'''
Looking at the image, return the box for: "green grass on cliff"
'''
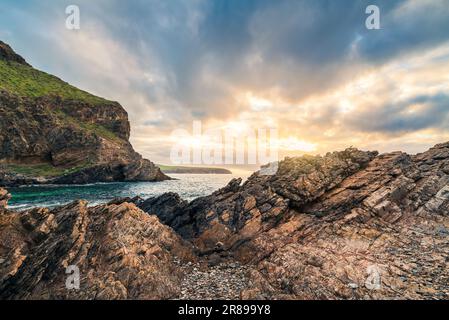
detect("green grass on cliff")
[0,59,122,142]
[0,59,111,105]
[80,122,121,141]
[5,163,88,177]
[53,110,121,142]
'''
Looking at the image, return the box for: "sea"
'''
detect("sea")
[7,173,250,211]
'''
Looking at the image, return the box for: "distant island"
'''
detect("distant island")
[158,165,232,174]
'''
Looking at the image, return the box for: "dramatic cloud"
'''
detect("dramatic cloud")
[1,0,449,165]
[347,93,449,133]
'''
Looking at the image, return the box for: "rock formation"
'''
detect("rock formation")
[0,41,29,66]
[0,189,195,299]
[138,148,379,247]
[0,41,168,186]
[1,140,449,299]
[140,143,449,299]
[0,188,10,214]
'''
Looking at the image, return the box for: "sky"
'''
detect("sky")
[1,0,449,170]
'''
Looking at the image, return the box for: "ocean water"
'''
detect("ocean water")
[7,173,250,211]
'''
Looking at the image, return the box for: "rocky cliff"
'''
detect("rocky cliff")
[0,41,168,186]
[1,142,449,299]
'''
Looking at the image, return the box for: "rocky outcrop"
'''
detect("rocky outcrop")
[0,188,10,213]
[51,159,168,185]
[0,41,169,186]
[140,143,449,299]
[1,142,449,300]
[139,192,189,227]
[235,145,449,299]
[0,199,195,299]
[139,148,378,248]
[0,41,30,66]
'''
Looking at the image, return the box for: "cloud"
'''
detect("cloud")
[346,93,449,133]
[1,0,449,164]
[357,0,449,63]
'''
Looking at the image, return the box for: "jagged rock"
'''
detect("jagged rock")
[236,144,449,299]
[270,148,378,208]
[108,196,144,206]
[0,201,195,299]
[2,142,449,300]
[140,148,378,253]
[139,192,188,227]
[140,143,449,299]
[0,188,10,213]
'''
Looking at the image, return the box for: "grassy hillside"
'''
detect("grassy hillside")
[0,59,122,142]
[0,59,110,104]
[53,109,121,142]
[0,42,167,184]
[4,163,90,177]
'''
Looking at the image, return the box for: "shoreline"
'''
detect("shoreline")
[5,173,249,212]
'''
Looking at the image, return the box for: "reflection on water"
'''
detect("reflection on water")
[8,174,250,211]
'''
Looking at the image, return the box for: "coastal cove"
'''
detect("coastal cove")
[1,2,449,303]
[7,173,249,211]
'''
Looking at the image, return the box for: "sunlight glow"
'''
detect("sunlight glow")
[246,93,274,111]
[275,137,317,152]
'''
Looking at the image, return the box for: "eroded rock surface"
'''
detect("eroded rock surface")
[1,142,449,300]
[0,188,10,213]
[140,148,378,252]
[0,200,194,299]
[141,144,449,300]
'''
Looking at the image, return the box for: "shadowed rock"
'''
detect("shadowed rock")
[140,148,379,252]
[2,142,449,299]
[139,192,189,227]
[140,144,449,299]
[0,188,10,213]
[0,200,195,299]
